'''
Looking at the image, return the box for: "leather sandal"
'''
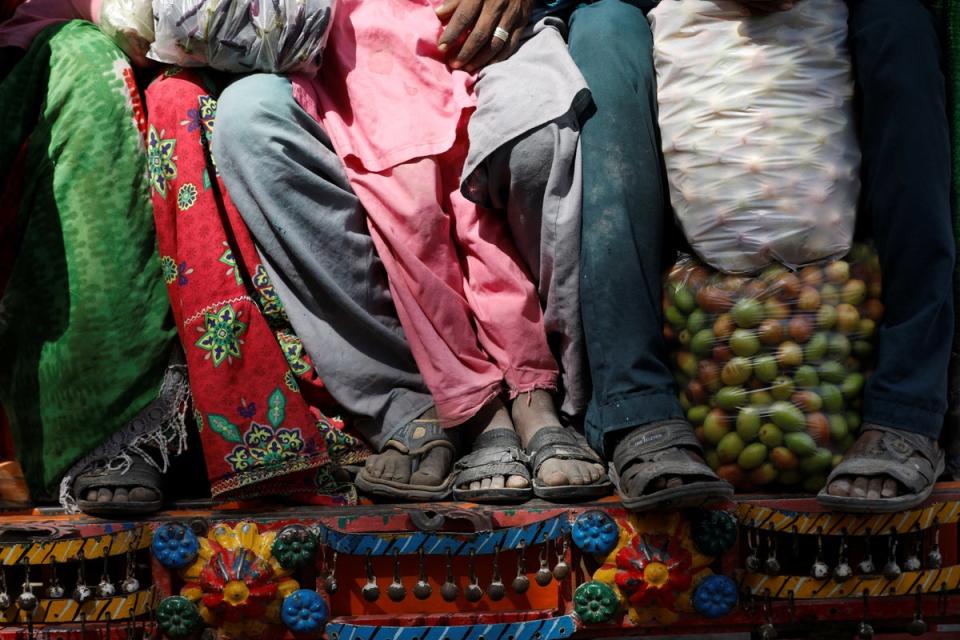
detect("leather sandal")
[525,426,612,501]
[817,425,945,513]
[611,419,734,512]
[74,457,163,517]
[452,428,532,503]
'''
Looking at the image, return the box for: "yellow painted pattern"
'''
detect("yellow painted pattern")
[736,501,960,536]
[741,565,960,599]
[0,588,158,623]
[0,527,150,565]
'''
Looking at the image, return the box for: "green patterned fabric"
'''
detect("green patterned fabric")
[0,22,175,498]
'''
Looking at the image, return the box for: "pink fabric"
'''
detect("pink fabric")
[0,0,100,49]
[296,0,558,426]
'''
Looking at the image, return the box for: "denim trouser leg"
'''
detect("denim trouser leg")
[569,0,684,455]
[848,0,955,439]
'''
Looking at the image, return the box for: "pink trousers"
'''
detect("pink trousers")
[348,129,559,427]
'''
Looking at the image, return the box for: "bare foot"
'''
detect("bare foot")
[511,390,605,487]
[458,398,529,492]
[363,407,454,488]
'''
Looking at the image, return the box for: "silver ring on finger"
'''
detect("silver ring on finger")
[492,27,510,43]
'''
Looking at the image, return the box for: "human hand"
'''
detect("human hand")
[436,0,533,72]
[736,0,797,15]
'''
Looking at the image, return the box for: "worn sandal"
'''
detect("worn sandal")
[525,426,612,501]
[355,418,459,501]
[452,428,532,503]
[817,425,945,513]
[611,420,734,512]
[74,457,163,517]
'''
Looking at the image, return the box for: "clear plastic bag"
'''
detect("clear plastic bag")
[649,0,861,274]
[149,0,335,74]
[663,244,882,492]
[98,0,155,67]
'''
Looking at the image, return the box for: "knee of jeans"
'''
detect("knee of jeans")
[569,0,653,66]
[213,74,290,159]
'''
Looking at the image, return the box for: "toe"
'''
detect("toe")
[129,487,159,502]
[866,477,883,500]
[506,474,529,489]
[851,477,869,498]
[827,478,851,497]
[85,489,99,502]
[665,477,684,489]
[112,488,129,503]
[410,447,453,487]
[365,454,386,479]
[96,488,113,503]
[469,480,481,491]
[564,463,586,487]
[480,477,492,490]
[489,476,505,490]
[538,460,569,487]
[881,478,898,498]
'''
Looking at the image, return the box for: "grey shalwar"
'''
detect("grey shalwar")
[212,18,589,449]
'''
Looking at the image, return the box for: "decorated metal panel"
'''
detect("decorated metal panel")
[0,526,150,565]
[325,615,578,640]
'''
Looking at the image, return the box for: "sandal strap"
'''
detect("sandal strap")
[382,418,459,457]
[454,429,530,486]
[74,458,162,494]
[825,425,944,492]
[612,420,717,495]
[526,426,602,477]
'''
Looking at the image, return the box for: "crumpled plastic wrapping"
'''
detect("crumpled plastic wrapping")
[98,0,155,66]
[148,0,335,74]
[649,0,861,274]
[663,244,882,492]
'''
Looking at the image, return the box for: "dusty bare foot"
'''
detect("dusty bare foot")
[824,428,918,500]
[511,390,605,487]
[363,407,454,488]
[458,398,529,492]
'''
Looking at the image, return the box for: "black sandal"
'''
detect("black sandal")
[611,420,734,511]
[452,429,532,503]
[355,418,458,501]
[525,426,612,501]
[74,457,163,517]
[817,425,945,513]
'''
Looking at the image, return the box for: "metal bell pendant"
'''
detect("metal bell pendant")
[361,554,380,602]
[17,581,37,613]
[121,577,140,594]
[512,544,530,594]
[904,534,923,572]
[745,530,761,572]
[535,545,553,587]
[758,622,777,640]
[552,538,570,581]
[811,536,829,579]
[883,537,901,581]
[72,584,93,604]
[440,552,459,602]
[487,548,506,601]
[387,552,406,602]
[907,593,927,636]
[97,576,116,598]
[464,553,483,603]
[324,575,339,595]
[0,572,11,608]
[927,529,942,569]
[46,579,65,599]
[858,622,875,640]
[858,539,876,575]
[413,550,432,600]
[765,535,780,576]
[834,537,852,582]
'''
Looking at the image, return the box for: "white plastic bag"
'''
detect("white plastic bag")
[98,0,155,67]
[649,0,861,274]
[149,0,335,74]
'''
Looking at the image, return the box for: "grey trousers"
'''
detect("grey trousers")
[212,23,588,447]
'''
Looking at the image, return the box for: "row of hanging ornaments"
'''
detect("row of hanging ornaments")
[744,527,943,580]
[319,538,571,603]
[0,551,141,612]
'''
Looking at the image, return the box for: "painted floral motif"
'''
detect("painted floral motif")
[161,255,178,284]
[148,125,178,198]
[195,303,248,367]
[225,389,306,472]
[177,260,195,286]
[220,243,243,286]
[252,265,287,324]
[181,95,217,134]
[275,332,311,377]
[194,408,204,432]
[178,183,198,211]
[283,371,300,393]
[615,533,692,610]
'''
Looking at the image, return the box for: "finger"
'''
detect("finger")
[439,0,483,54]
[463,5,522,72]
[453,1,506,68]
[436,0,461,19]
[487,27,521,65]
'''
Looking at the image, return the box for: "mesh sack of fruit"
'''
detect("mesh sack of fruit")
[649,0,861,273]
[663,244,882,493]
[149,0,335,74]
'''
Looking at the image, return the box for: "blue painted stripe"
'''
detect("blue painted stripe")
[327,616,577,640]
[318,516,570,556]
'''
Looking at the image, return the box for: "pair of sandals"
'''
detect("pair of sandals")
[356,419,613,503]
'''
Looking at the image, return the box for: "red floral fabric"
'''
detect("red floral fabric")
[145,68,368,503]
